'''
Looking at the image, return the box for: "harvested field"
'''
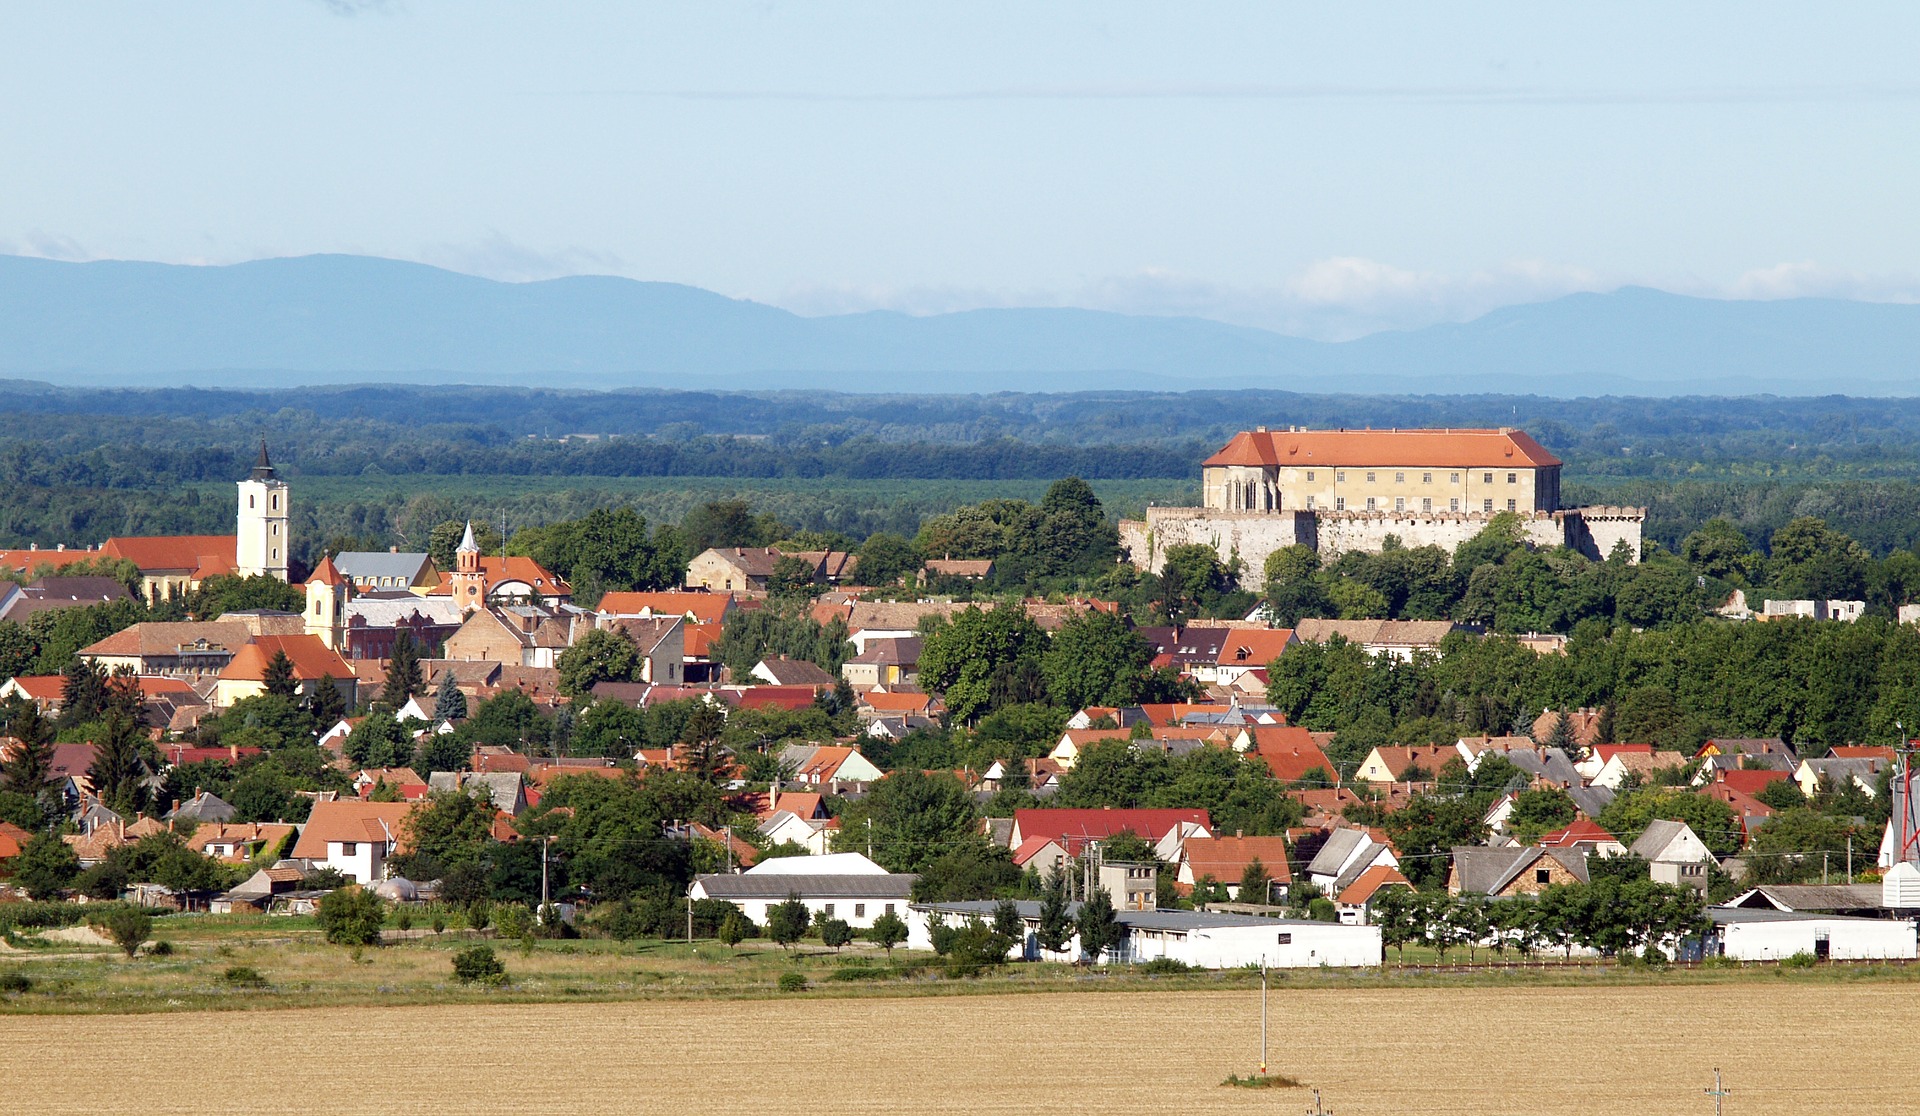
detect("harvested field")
[3,983,1913,1115]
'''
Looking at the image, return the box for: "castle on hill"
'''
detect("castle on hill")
[1119,426,1645,585]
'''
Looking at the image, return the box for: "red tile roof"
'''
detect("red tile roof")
[1240,726,1333,782]
[1538,819,1620,848]
[1716,769,1791,795]
[1203,428,1562,470]
[1012,807,1210,849]
[290,800,421,858]
[218,635,353,682]
[596,591,735,624]
[1337,864,1412,906]
[1215,629,1296,667]
[100,535,237,574]
[1182,834,1293,884]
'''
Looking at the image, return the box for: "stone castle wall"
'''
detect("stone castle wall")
[1120,505,1645,587]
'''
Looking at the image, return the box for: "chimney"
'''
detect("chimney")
[1236,828,1243,839]
[390,545,399,554]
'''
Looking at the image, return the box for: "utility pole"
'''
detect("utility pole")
[1306,1087,1333,1115]
[1258,964,1268,1076]
[1704,1067,1729,1116]
[1847,836,1853,882]
[540,835,552,912]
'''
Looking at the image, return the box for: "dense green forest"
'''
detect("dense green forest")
[12,381,1920,562]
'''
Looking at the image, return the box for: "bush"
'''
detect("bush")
[148,939,173,957]
[432,915,446,935]
[1138,957,1196,975]
[0,970,31,994]
[317,888,387,946]
[777,971,809,993]
[941,918,1014,979]
[97,906,152,958]
[466,899,492,932]
[395,909,414,933]
[452,945,508,986]
[1781,951,1818,969]
[220,965,268,988]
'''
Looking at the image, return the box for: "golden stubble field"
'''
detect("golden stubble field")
[1,983,1911,1115]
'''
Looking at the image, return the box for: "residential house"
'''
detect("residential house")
[165,791,238,826]
[688,852,912,929]
[840,636,922,689]
[1537,819,1627,858]
[289,800,419,884]
[1529,707,1605,750]
[760,810,838,855]
[1291,618,1464,661]
[603,616,688,684]
[1178,834,1293,901]
[1709,907,1916,961]
[1335,864,1414,925]
[778,744,885,787]
[685,547,785,593]
[187,822,296,864]
[1354,744,1455,785]
[856,689,937,724]
[1303,828,1400,894]
[751,656,835,687]
[909,898,1382,968]
[922,558,993,582]
[1232,725,1335,783]
[427,771,527,815]
[1795,756,1887,799]
[1588,749,1691,791]
[844,600,984,654]
[1759,598,1866,622]
[0,575,131,625]
[1205,628,1298,686]
[595,590,738,625]
[1011,835,1072,878]
[1009,807,1212,865]
[1448,845,1591,897]
[442,604,590,668]
[1628,819,1714,892]
[213,634,356,708]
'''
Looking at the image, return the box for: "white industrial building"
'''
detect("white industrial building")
[910,900,1382,969]
[1708,908,1917,962]
[688,852,915,930]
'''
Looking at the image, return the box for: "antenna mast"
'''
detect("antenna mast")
[1703,1067,1729,1116]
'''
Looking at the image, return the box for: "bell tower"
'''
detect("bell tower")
[450,521,486,612]
[305,553,350,649]
[236,440,290,581]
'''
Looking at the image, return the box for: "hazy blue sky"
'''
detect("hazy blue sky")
[3,3,1917,337]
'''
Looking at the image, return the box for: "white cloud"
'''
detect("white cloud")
[0,231,92,261]
[414,232,627,284]
[1716,261,1920,303]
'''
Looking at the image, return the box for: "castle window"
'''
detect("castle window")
[271,548,278,560]
[271,524,278,535]
[1422,472,1432,484]
[1335,497,1346,511]
[1450,498,1460,511]
[1394,498,1404,511]
[1336,471,1345,483]
[1483,472,1493,484]
[1366,472,1376,483]
[1422,498,1432,512]
[1365,497,1376,510]
[1507,499,1517,511]
[271,495,278,510]
[1395,472,1404,483]
[1507,472,1517,484]
[1306,471,1315,482]
[1305,497,1315,510]
[1450,472,1460,483]
[1483,499,1494,513]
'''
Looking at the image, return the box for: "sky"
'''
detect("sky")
[2,2,1917,339]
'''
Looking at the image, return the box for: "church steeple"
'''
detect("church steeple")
[237,441,289,581]
[450,521,486,611]
[250,439,277,481]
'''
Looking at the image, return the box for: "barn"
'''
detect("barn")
[1708,908,1917,962]
[910,900,1381,969]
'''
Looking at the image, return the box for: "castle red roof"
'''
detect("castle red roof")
[1204,428,1562,470]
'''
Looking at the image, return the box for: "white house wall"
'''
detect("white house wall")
[1720,919,1916,962]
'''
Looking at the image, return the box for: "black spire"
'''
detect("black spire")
[250,439,276,480]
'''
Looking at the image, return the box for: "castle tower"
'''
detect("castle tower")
[236,440,290,580]
[450,521,486,612]
[305,553,350,650]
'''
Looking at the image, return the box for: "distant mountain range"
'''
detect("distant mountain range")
[1,253,1916,396]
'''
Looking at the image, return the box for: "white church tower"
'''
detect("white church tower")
[236,440,290,581]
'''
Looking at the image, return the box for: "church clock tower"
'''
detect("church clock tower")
[236,440,290,581]
[450,521,486,612]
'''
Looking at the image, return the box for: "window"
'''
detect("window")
[271,495,278,509]
[248,495,255,509]
[1483,499,1494,512]
[884,903,896,916]
[271,523,278,535]
[1450,472,1460,483]
[1305,496,1315,510]
[1422,498,1432,512]
[342,842,357,855]
[1366,471,1376,483]
[1365,497,1376,510]
[1306,471,1315,482]
[855,903,866,918]
[1276,932,1292,945]
[1394,497,1405,511]
[822,904,835,918]
[1535,868,1551,884]
[1422,472,1432,484]
[1484,472,1493,484]
[1336,470,1345,482]
[1450,498,1460,511]
[1507,499,1517,512]
[1335,497,1346,511]
[1507,472,1517,484]
[1394,471,1404,483]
